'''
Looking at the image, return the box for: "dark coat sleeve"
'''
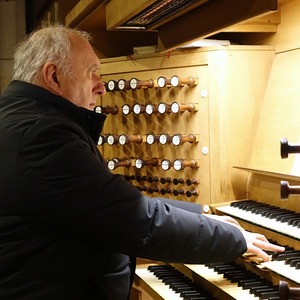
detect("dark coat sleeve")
[157,197,202,214]
[18,119,247,264]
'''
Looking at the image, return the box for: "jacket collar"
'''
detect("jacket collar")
[3,80,107,142]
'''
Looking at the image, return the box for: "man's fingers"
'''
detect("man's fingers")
[243,231,285,262]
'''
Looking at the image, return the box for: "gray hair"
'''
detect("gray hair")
[12,24,91,83]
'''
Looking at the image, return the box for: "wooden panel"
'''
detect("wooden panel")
[65,0,105,28]
[273,0,300,53]
[157,0,278,52]
[98,46,274,207]
[248,48,300,176]
[106,0,209,31]
[246,172,300,211]
[205,46,274,203]
[227,0,300,54]
[100,60,211,206]
[90,30,158,58]
[106,0,156,30]
[224,9,281,33]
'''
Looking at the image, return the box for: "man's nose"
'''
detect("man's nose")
[98,80,106,95]
[94,75,106,95]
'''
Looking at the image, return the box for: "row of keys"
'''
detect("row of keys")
[205,262,280,299]
[261,239,300,285]
[124,175,199,186]
[135,265,216,300]
[217,200,300,240]
[135,186,199,197]
[147,265,215,299]
[107,158,199,171]
[98,133,199,146]
[105,75,198,91]
[95,102,198,115]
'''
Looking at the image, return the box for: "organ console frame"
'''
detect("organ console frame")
[97,45,300,300]
[99,45,274,205]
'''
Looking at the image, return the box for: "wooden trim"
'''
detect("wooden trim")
[106,0,156,30]
[65,0,105,27]
[157,0,278,52]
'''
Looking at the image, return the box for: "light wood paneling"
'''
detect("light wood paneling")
[99,46,274,206]
[247,48,300,176]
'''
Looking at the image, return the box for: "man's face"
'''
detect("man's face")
[59,35,106,110]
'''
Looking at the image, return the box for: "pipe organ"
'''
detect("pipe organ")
[98,46,300,299]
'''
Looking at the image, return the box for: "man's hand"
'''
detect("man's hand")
[241,231,285,262]
[205,214,285,262]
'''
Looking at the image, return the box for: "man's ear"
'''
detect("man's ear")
[41,62,63,96]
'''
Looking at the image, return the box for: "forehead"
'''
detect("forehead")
[70,34,100,68]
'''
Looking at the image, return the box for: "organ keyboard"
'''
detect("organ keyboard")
[133,197,300,299]
[212,200,300,286]
[214,200,300,240]
[135,260,285,300]
[135,264,217,300]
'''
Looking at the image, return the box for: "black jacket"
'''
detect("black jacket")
[0,80,247,299]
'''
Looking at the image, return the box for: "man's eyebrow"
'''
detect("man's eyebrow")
[88,63,101,71]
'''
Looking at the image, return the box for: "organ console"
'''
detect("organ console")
[98,47,300,300]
